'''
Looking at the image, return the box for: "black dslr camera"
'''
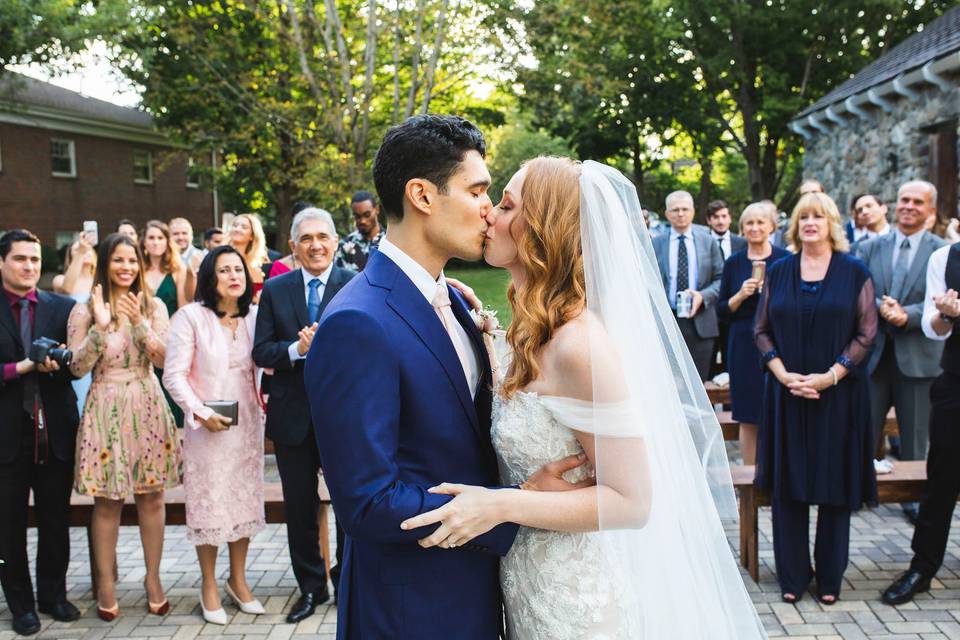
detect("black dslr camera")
[29,337,73,368]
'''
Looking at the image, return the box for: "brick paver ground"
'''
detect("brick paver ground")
[2,455,958,639]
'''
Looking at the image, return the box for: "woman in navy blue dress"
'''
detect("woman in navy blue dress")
[754,192,878,604]
[717,202,789,465]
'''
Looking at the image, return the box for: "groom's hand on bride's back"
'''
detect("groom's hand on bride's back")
[521,453,595,492]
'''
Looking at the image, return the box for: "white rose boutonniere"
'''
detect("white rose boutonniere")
[470,307,501,336]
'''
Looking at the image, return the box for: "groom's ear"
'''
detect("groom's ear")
[404,178,437,218]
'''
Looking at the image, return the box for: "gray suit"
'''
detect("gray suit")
[854,231,946,462]
[652,224,724,380]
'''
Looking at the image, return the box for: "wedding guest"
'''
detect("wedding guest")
[163,246,265,625]
[253,208,354,620]
[717,202,788,464]
[169,217,202,270]
[800,179,824,196]
[706,199,747,377]
[0,230,81,636]
[651,190,724,380]
[268,203,312,279]
[754,192,878,604]
[67,233,182,621]
[116,219,139,244]
[52,237,97,415]
[850,193,891,245]
[854,181,945,524]
[202,227,224,255]
[882,242,960,605]
[336,191,384,273]
[228,214,268,301]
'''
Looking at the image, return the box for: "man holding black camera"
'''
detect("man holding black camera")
[0,230,80,636]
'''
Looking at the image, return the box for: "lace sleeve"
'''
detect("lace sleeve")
[838,277,878,368]
[752,279,777,362]
[67,303,102,377]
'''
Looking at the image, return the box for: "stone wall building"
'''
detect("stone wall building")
[790,7,959,226]
[0,72,219,251]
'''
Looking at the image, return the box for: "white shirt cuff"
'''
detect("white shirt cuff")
[288,340,305,364]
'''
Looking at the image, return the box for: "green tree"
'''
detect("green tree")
[0,0,100,66]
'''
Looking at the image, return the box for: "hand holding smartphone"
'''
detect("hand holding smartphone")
[82,220,99,246]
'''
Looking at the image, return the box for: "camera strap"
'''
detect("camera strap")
[32,397,49,466]
[17,298,48,465]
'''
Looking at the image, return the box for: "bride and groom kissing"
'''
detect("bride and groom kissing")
[305,114,766,639]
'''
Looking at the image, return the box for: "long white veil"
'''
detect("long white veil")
[577,160,765,637]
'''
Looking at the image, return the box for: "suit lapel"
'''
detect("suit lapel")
[654,236,669,289]
[384,269,482,438]
[0,296,19,345]
[319,267,343,310]
[449,289,491,392]
[902,233,935,297]
[288,269,309,328]
[33,291,54,341]
[875,235,894,294]
[694,230,710,289]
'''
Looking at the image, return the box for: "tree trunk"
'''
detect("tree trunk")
[696,154,713,220]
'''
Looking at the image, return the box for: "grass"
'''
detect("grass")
[446,267,513,326]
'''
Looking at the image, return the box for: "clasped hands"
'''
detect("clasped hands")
[934,288,960,319]
[879,295,908,327]
[399,452,594,550]
[778,369,836,400]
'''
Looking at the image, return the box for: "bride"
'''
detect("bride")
[400,157,766,639]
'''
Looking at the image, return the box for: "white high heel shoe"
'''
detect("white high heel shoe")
[200,589,228,625]
[224,580,266,615]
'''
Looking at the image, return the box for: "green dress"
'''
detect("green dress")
[153,273,184,428]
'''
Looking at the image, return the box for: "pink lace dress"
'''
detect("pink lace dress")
[68,302,183,499]
[180,321,265,546]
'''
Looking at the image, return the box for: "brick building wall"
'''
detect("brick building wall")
[0,122,215,248]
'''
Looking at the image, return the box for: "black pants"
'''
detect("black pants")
[910,372,960,576]
[676,317,715,382]
[0,414,74,617]
[274,434,343,595]
[772,498,851,596]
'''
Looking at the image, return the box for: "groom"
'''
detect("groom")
[305,115,578,639]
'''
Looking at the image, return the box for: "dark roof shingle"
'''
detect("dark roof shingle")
[795,6,960,119]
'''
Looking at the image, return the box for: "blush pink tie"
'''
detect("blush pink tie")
[432,282,476,394]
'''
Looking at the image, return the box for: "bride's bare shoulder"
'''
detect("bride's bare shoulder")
[541,312,621,399]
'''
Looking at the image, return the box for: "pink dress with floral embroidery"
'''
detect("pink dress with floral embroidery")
[67,302,183,499]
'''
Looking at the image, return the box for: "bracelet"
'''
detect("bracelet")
[829,367,838,386]
[939,312,959,325]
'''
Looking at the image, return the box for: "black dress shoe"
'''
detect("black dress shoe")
[38,600,81,622]
[882,569,932,605]
[12,612,41,636]
[903,505,920,526]
[286,588,330,624]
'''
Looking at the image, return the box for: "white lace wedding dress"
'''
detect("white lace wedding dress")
[492,390,640,640]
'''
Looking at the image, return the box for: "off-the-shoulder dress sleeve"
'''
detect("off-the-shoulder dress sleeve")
[538,397,646,438]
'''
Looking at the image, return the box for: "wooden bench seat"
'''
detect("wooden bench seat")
[717,408,898,443]
[732,461,927,582]
[27,477,332,591]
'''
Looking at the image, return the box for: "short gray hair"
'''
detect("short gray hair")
[665,190,694,210]
[738,201,779,233]
[899,180,938,208]
[290,207,337,242]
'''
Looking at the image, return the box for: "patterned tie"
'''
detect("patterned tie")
[307,278,322,324]
[677,235,689,294]
[19,299,37,416]
[889,237,911,300]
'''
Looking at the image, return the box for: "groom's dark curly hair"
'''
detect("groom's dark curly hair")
[373,114,486,221]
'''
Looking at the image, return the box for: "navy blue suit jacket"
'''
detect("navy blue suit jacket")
[305,250,518,640]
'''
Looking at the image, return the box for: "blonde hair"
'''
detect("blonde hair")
[738,201,778,235]
[233,213,269,272]
[785,193,850,253]
[501,156,585,399]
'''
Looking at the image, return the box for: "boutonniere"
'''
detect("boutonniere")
[470,307,501,335]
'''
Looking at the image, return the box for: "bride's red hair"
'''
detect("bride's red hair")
[501,156,585,399]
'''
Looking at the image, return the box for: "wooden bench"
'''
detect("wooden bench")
[27,477,332,592]
[732,461,927,582]
[704,382,729,405]
[717,408,899,444]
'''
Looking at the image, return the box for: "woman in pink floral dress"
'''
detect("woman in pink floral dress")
[67,233,182,621]
[163,245,265,624]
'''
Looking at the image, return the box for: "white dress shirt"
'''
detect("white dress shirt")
[288,264,334,363]
[377,237,480,396]
[890,228,925,274]
[853,224,891,243]
[668,227,699,308]
[711,230,732,260]
[922,245,953,341]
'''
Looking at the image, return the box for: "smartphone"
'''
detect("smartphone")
[82,220,99,246]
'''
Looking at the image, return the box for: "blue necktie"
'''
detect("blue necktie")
[307,278,322,324]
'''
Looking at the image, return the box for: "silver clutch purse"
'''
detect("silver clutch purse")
[203,400,238,426]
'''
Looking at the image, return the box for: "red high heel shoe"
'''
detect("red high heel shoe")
[96,603,120,622]
[147,599,170,616]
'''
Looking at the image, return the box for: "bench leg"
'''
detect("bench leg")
[318,505,332,582]
[739,490,759,582]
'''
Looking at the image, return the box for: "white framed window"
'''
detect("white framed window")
[51,139,76,177]
[134,150,153,184]
[186,156,200,188]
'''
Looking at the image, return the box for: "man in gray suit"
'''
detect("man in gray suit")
[652,190,724,380]
[854,180,946,523]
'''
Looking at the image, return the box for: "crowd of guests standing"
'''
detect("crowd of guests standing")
[650,179,960,606]
[0,193,383,635]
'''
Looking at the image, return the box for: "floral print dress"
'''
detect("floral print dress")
[67,302,183,499]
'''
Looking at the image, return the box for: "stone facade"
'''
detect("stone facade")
[801,70,959,217]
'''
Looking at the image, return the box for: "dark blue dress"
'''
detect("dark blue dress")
[717,245,789,424]
[753,252,879,509]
